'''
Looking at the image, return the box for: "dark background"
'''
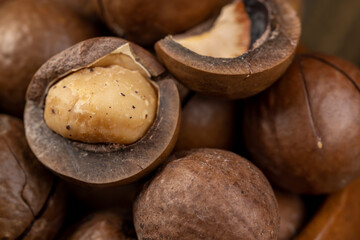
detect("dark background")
[301,0,360,66]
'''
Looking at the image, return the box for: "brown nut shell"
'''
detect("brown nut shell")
[155,0,301,99]
[96,0,228,46]
[295,176,360,240]
[275,190,305,240]
[63,211,136,240]
[21,182,67,240]
[0,114,65,239]
[175,93,236,151]
[134,148,279,240]
[243,53,360,194]
[0,0,100,117]
[24,37,181,186]
[49,0,98,21]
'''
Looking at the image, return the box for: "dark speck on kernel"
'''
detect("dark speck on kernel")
[63,86,66,88]
[51,109,55,114]
[132,105,135,109]
[121,93,125,96]
[66,125,71,130]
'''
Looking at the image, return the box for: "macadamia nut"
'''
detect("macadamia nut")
[44,65,157,144]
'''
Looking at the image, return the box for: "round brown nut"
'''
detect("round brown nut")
[96,0,228,46]
[0,114,66,239]
[24,37,181,187]
[49,0,99,21]
[275,190,305,240]
[0,0,100,118]
[61,211,136,240]
[243,53,360,194]
[134,148,280,240]
[175,93,236,151]
[155,0,301,99]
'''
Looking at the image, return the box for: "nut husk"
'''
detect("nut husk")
[24,37,181,187]
[243,53,360,194]
[295,177,360,240]
[155,0,301,99]
[0,114,66,239]
[96,0,229,46]
[134,148,279,240]
[0,0,100,117]
[175,93,236,151]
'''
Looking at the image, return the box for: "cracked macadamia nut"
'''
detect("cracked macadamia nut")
[243,53,360,194]
[44,65,157,144]
[155,0,301,99]
[25,37,180,186]
[134,149,280,240]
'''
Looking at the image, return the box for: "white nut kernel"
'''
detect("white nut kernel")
[44,65,157,144]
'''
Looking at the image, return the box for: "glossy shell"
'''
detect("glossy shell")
[243,53,360,194]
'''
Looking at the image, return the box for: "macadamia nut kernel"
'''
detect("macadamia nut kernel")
[175,1,250,58]
[44,65,157,144]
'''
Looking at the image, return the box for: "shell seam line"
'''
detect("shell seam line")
[297,56,323,150]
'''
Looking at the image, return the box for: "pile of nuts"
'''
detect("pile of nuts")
[0,0,359,239]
